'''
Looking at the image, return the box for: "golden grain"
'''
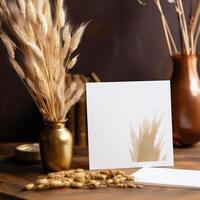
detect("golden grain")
[25,169,141,191]
[37,13,48,36]
[0,34,15,58]
[70,23,88,53]
[67,55,79,69]
[26,0,37,23]
[17,0,26,18]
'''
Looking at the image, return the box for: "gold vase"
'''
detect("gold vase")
[39,121,73,172]
[171,54,200,147]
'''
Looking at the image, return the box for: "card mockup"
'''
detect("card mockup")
[86,81,174,170]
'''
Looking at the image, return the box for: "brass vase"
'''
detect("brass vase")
[39,121,73,172]
[171,54,200,147]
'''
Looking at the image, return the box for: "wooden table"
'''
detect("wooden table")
[1,143,200,200]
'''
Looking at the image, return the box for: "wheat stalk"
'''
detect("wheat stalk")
[67,55,79,69]
[154,0,177,55]
[17,0,26,18]
[139,0,200,55]
[129,115,167,162]
[70,22,88,53]
[0,0,88,122]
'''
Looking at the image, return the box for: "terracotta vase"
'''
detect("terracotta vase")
[39,121,73,172]
[171,54,200,147]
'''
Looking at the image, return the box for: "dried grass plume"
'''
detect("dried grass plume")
[0,0,88,122]
[129,115,167,162]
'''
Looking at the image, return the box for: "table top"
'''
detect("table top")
[1,143,200,200]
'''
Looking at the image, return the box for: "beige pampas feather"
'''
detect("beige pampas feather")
[26,0,37,23]
[28,58,49,96]
[65,82,78,102]
[0,0,9,16]
[0,0,88,122]
[0,33,15,58]
[37,13,48,36]
[9,58,25,79]
[55,0,64,27]
[12,24,29,44]
[64,86,85,115]
[26,24,36,42]
[61,24,71,61]
[67,55,79,69]
[26,78,38,95]
[55,74,65,103]
[63,23,71,41]
[17,0,26,18]
[26,42,44,60]
[70,23,88,53]
[44,0,52,27]
[35,0,45,13]
[58,9,65,29]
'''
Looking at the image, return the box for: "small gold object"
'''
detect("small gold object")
[15,143,41,164]
[39,121,73,172]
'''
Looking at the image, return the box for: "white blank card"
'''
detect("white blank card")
[86,81,173,170]
[133,168,200,189]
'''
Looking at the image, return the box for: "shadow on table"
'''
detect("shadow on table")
[0,192,27,200]
[0,156,43,175]
[0,154,89,176]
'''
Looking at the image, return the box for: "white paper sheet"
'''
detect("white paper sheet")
[86,81,174,170]
[133,167,200,189]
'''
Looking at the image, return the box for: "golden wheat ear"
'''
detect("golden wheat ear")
[69,21,90,53]
[0,0,88,122]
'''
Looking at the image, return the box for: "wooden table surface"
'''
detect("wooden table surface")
[1,143,200,200]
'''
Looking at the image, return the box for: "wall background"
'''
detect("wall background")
[0,0,195,142]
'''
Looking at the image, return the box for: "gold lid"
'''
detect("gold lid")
[15,143,41,164]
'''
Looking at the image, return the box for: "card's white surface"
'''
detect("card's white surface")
[133,168,200,189]
[86,81,174,170]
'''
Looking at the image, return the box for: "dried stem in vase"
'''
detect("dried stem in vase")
[139,0,200,55]
[0,0,89,122]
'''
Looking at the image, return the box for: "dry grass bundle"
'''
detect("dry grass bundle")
[129,115,167,162]
[0,0,88,122]
[139,0,200,55]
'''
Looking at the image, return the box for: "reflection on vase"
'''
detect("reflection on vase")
[171,54,200,147]
[39,121,73,172]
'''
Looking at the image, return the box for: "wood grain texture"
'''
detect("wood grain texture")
[1,143,200,200]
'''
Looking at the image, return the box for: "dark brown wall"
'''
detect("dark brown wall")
[0,0,195,142]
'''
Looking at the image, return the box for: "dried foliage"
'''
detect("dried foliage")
[139,0,200,55]
[129,116,167,162]
[0,0,88,122]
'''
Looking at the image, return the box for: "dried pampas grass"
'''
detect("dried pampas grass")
[139,0,200,55]
[0,0,88,122]
[129,115,167,162]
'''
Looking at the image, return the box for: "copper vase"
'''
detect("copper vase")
[171,54,200,147]
[39,121,73,172]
